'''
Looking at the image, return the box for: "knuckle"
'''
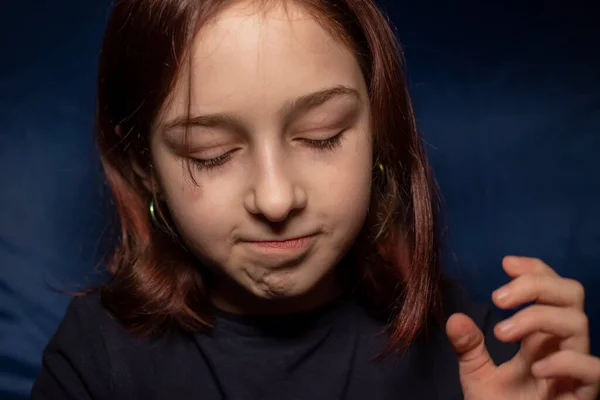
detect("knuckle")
[530,257,551,274]
[526,274,546,299]
[578,313,589,333]
[531,257,545,267]
[569,279,586,303]
[533,273,545,290]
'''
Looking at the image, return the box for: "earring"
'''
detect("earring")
[376,163,387,186]
[147,198,183,243]
[149,198,159,226]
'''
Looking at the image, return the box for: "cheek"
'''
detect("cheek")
[151,153,237,255]
[164,193,241,270]
[319,139,373,236]
[329,168,371,222]
[164,189,227,251]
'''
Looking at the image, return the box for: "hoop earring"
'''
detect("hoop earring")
[149,198,159,226]
[148,198,182,244]
[376,163,386,186]
[378,163,385,176]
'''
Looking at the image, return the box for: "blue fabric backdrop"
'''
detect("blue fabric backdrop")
[1,1,598,398]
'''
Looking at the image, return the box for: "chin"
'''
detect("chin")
[251,269,309,299]
[248,265,339,311]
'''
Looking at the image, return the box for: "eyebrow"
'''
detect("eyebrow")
[162,85,361,132]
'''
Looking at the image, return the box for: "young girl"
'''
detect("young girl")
[31,0,600,398]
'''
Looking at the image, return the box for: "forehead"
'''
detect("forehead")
[162,1,366,121]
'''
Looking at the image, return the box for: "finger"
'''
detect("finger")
[492,273,585,310]
[552,393,581,400]
[494,305,589,352]
[502,256,559,279]
[446,313,496,380]
[531,350,600,385]
[519,332,562,366]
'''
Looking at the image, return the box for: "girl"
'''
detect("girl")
[31,0,600,398]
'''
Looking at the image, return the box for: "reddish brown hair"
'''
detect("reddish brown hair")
[96,0,444,354]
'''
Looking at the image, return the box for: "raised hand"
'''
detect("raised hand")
[446,256,600,400]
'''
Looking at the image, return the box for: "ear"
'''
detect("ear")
[115,124,155,194]
[132,160,155,194]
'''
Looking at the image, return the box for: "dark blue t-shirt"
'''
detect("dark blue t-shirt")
[30,283,518,399]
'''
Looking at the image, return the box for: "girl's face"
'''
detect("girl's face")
[150,1,373,313]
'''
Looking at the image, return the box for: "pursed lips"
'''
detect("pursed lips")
[242,234,317,250]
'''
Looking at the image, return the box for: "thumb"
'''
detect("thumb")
[446,313,497,381]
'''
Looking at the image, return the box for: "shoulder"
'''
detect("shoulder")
[51,291,123,354]
[47,292,113,358]
[33,291,196,398]
[31,292,116,398]
[62,291,116,330]
[33,291,210,398]
[52,291,190,369]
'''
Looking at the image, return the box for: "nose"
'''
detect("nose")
[244,156,307,222]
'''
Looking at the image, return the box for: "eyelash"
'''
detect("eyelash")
[190,151,235,171]
[190,130,346,171]
[299,130,346,151]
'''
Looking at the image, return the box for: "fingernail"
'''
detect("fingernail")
[503,255,520,266]
[493,287,510,301]
[497,319,514,333]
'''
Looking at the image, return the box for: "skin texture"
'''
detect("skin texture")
[149,2,373,315]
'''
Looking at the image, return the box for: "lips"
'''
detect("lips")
[243,234,317,251]
[250,236,313,249]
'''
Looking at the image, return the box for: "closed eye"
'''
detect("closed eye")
[190,148,240,171]
[189,130,346,171]
[298,130,346,151]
